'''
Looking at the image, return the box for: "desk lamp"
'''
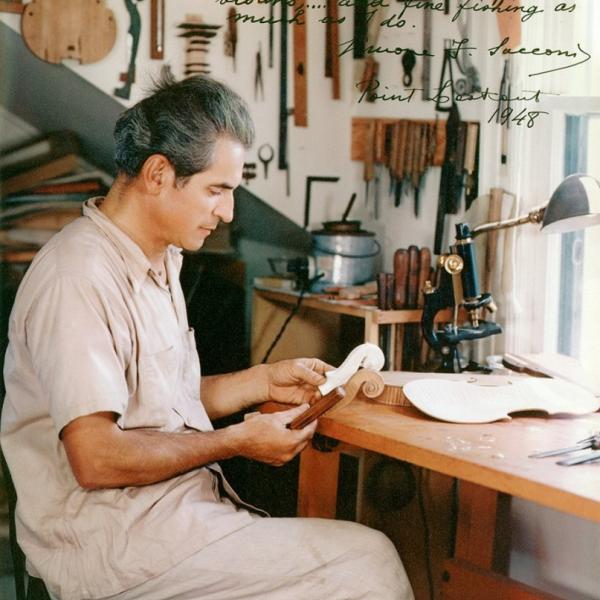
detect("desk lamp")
[421,174,600,373]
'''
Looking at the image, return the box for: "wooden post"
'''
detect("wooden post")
[297,444,340,518]
[453,481,511,573]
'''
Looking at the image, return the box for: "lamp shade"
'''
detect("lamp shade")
[542,174,600,234]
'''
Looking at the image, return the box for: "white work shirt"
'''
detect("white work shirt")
[1,198,255,600]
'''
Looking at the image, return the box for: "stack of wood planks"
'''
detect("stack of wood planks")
[0,130,111,262]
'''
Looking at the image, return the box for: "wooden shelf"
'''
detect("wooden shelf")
[254,287,455,323]
[251,287,461,368]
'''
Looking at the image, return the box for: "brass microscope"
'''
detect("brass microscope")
[421,208,546,373]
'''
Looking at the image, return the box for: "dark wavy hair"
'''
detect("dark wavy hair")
[113,71,255,184]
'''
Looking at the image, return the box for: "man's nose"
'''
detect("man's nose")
[214,192,234,224]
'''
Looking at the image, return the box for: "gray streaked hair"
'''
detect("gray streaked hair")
[113,71,255,184]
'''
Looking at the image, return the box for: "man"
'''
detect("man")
[1,73,413,600]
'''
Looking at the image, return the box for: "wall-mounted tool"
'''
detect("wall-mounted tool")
[400,121,415,205]
[178,16,221,78]
[303,176,340,229]
[224,7,238,70]
[21,0,116,65]
[411,123,430,217]
[363,119,375,206]
[401,49,417,87]
[150,0,164,59]
[496,3,522,49]
[353,0,368,59]
[497,58,511,166]
[454,10,481,95]
[392,121,405,205]
[372,120,386,219]
[184,63,210,77]
[242,163,257,186]
[278,2,291,195]
[435,41,457,113]
[355,3,388,104]
[421,8,432,100]
[255,43,264,101]
[358,57,379,104]
[352,117,447,214]
[268,2,274,68]
[258,143,274,179]
[463,122,479,208]
[324,0,341,99]
[178,23,221,37]
[293,0,308,126]
[114,0,142,100]
[434,103,462,254]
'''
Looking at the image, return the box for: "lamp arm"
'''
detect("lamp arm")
[471,207,546,238]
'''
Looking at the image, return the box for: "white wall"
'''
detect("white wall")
[2,1,494,269]
[3,2,600,599]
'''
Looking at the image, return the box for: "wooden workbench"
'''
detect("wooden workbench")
[298,375,600,599]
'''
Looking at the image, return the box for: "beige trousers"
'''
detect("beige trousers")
[98,517,414,600]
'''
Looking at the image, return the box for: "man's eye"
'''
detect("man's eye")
[209,188,222,196]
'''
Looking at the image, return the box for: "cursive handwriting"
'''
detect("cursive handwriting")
[233,7,304,24]
[357,78,556,105]
[356,79,419,104]
[489,37,592,77]
[452,0,543,23]
[339,38,433,59]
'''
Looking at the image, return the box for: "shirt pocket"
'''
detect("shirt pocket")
[124,345,179,429]
[174,329,213,432]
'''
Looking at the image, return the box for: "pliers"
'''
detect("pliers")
[529,433,600,466]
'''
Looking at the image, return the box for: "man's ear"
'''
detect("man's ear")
[140,154,175,193]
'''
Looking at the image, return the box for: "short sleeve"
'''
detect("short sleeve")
[26,276,129,435]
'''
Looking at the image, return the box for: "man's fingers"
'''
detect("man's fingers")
[305,358,335,375]
[293,361,332,386]
[280,403,310,423]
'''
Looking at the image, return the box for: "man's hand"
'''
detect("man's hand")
[200,357,333,420]
[232,404,317,466]
[264,358,333,406]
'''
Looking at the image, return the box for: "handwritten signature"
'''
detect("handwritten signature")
[345,38,591,79]
[356,78,556,105]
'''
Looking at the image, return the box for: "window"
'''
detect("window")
[557,114,600,372]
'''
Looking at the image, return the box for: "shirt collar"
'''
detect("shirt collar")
[83,198,183,294]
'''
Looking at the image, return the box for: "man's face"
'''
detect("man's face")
[157,136,245,251]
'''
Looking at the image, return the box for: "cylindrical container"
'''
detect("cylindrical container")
[311,221,380,291]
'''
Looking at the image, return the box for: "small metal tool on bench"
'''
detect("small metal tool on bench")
[529,433,600,466]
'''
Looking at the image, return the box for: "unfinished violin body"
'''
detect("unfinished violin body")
[21,0,116,64]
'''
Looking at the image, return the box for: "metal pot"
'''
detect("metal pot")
[311,221,380,290]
